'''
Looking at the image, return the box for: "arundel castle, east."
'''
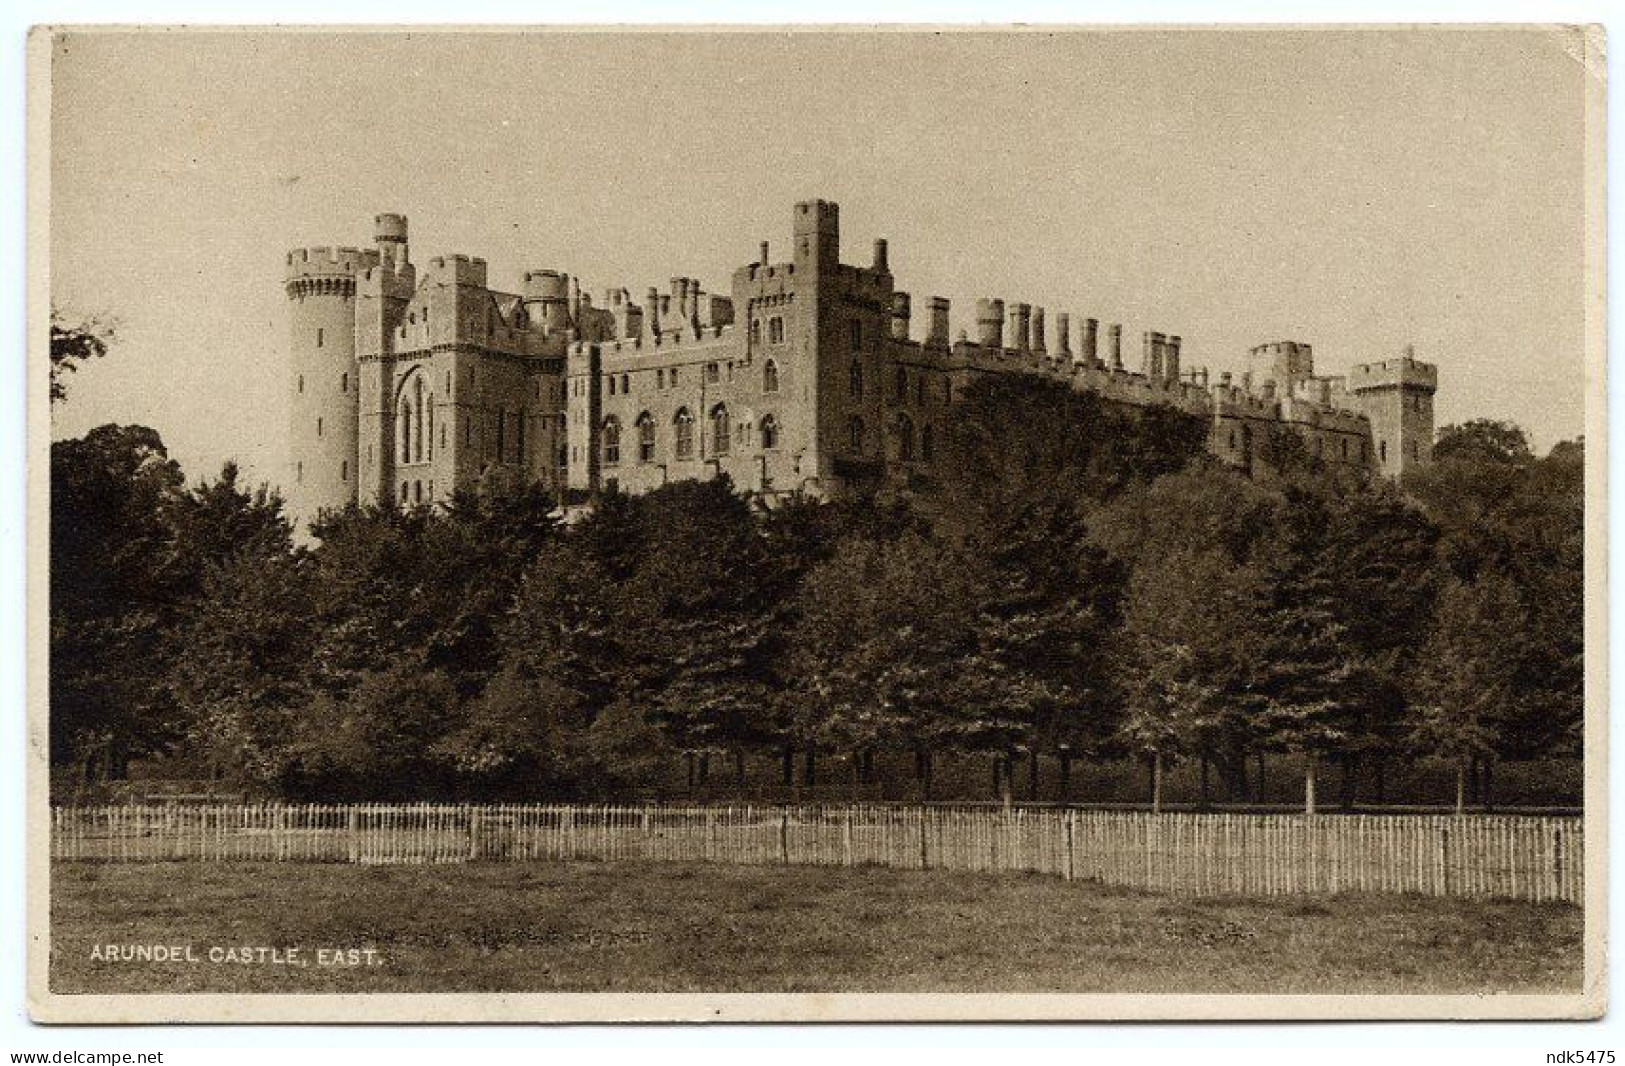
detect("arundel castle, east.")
[284,200,1438,525]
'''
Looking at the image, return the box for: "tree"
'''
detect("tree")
[49,312,114,404]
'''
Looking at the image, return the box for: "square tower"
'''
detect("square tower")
[1346,345,1438,478]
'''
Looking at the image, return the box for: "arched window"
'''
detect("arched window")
[849,359,864,399]
[921,423,934,462]
[769,317,784,343]
[426,397,434,460]
[763,359,780,394]
[674,408,695,460]
[602,416,621,466]
[848,415,865,454]
[710,403,731,456]
[898,414,916,461]
[1380,440,1388,463]
[413,379,425,463]
[399,397,412,463]
[760,414,780,450]
[636,412,656,463]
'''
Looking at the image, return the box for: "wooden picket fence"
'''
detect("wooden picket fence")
[50,804,1584,904]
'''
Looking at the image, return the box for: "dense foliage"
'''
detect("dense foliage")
[49,371,1585,808]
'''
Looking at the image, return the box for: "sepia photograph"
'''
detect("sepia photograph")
[27,24,1605,1023]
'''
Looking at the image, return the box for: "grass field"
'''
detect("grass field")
[50,860,1583,994]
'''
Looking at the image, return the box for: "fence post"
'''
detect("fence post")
[842,808,854,867]
[1552,823,1564,902]
[779,808,790,864]
[346,806,360,864]
[1439,820,1451,897]
[469,806,482,861]
[1064,809,1075,882]
[918,808,929,870]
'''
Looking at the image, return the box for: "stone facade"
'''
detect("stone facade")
[283,200,1438,525]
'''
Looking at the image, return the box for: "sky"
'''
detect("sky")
[48,27,1595,487]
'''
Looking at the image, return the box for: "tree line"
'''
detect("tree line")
[50,363,1583,810]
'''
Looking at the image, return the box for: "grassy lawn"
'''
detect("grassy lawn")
[50,859,1582,995]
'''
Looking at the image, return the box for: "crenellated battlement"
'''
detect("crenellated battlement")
[1347,352,1438,393]
[426,254,489,288]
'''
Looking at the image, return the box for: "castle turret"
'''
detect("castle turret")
[793,199,840,275]
[286,242,380,530]
[1346,345,1438,478]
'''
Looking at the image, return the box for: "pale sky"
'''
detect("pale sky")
[49,28,1593,488]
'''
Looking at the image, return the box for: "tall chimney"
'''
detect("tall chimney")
[1011,303,1031,352]
[976,299,1005,348]
[890,292,911,341]
[1109,324,1123,368]
[1084,318,1099,364]
[873,239,889,274]
[1166,335,1182,383]
[1055,312,1072,357]
[1141,332,1155,376]
[647,287,663,336]
[928,297,951,346]
[759,240,770,265]
[1031,306,1047,354]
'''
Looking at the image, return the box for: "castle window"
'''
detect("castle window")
[760,413,780,450]
[848,416,865,454]
[517,414,526,465]
[763,359,780,394]
[658,368,666,389]
[341,460,348,482]
[465,421,471,446]
[622,373,630,393]
[849,360,864,399]
[850,320,864,350]
[317,417,323,438]
[749,319,761,346]
[441,424,447,450]
[674,408,695,460]
[671,367,680,386]
[710,403,731,456]
[1341,438,1349,460]
[317,328,324,348]
[414,480,423,504]
[894,367,907,403]
[1229,429,1237,450]
[296,461,302,483]
[413,378,425,463]
[399,398,412,463]
[608,375,616,396]
[557,444,568,469]
[769,317,785,344]
[602,416,621,467]
[706,362,720,385]
[447,371,452,392]
[921,423,934,462]
[898,414,915,462]
[1380,441,1388,463]
[400,481,408,503]
[297,375,304,394]
[341,372,348,393]
[497,410,507,461]
[1411,441,1420,459]
[636,412,655,463]
[917,377,925,406]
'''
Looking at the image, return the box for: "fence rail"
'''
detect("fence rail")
[50,804,1584,905]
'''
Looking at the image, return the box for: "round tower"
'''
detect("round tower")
[285,243,377,531]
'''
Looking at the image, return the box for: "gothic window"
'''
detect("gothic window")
[894,366,907,403]
[849,319,864,350]
[674,407,695,460]
[749,320,761,346]
[637,412,656,463]
[898,414,915,461]
[602,416,621,467]
[399,397,412,463]
[608,375,617,397]
[622,373,630,393]
[921,423,934,462]
[413,379,425,463]
[426,399,434,460]
[769,317,784,344]
[848,415,865,454]
[849,359,864,399]
[340,372,348,393]
[414,480,423,504]
[763,359,780,394]
[710,403,731,456]
[760,414,779,450]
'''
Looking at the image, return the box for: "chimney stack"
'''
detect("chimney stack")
[976,299,1005,348]
[1055,312,1072,357]
[759,241,770,266]
[1032,306,1047,354]
[1166,335,1182,383]
[647,287,663,336]
[1109,324,1123,368]
[1084,318,1099,364]
[873,239,889,274]
[1011,303,1031,352]
[928,297,951,346]
[890,292,911,341]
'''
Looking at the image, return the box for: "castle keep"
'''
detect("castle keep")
[285,201,1438,524]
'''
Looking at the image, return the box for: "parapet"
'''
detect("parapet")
[284,245,381,281]
[1346,351,1439,393]
[427,254,489,288]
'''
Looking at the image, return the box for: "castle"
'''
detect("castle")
[285,200,1437,525]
